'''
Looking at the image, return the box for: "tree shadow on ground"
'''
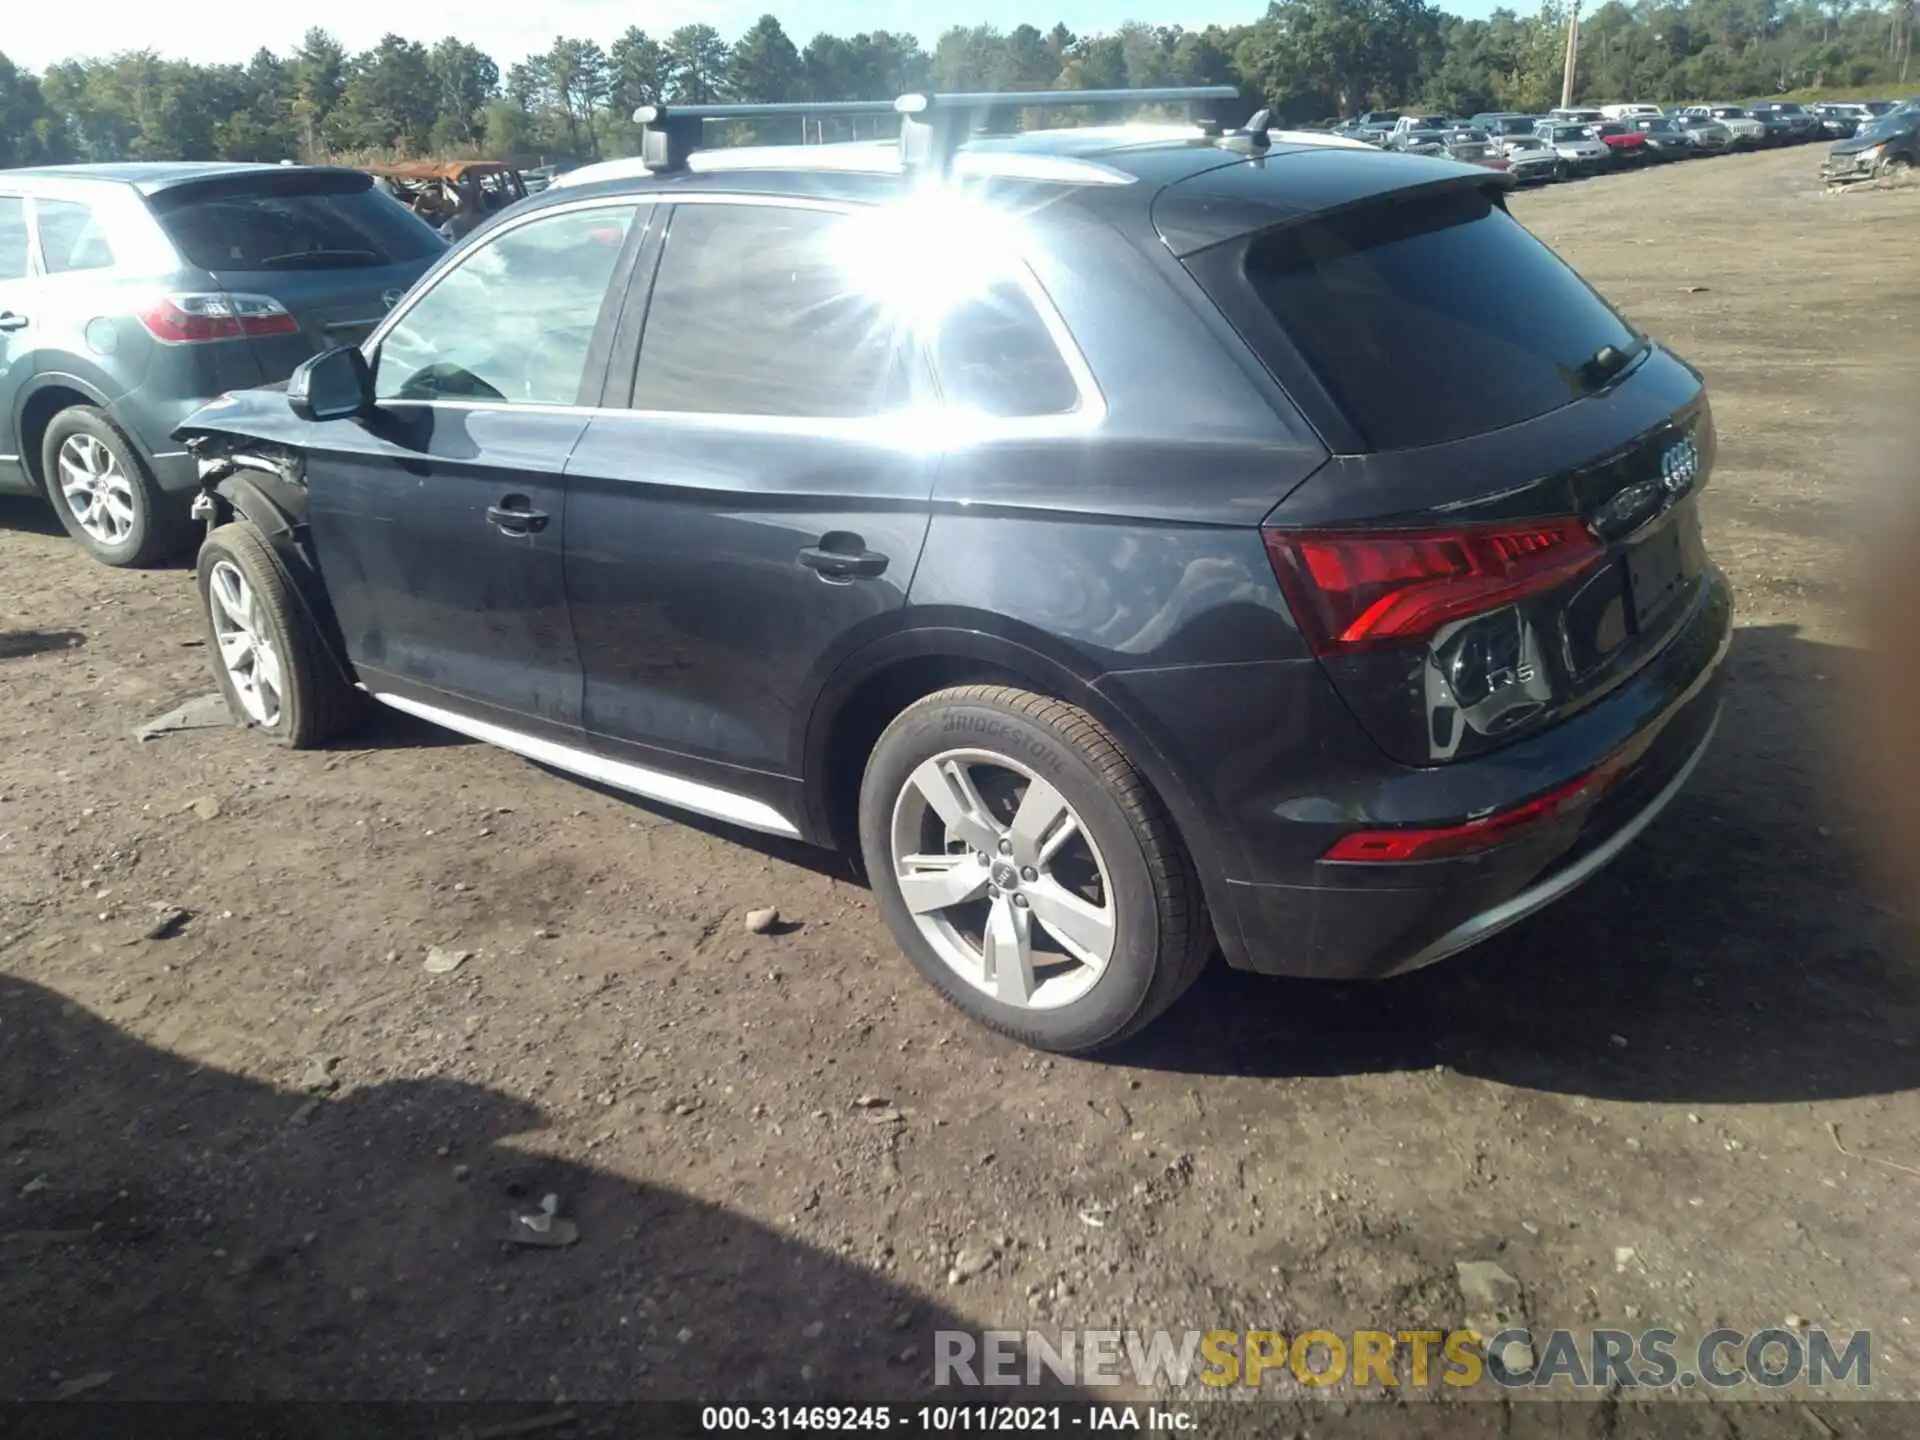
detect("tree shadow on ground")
[0,973,1054,1405]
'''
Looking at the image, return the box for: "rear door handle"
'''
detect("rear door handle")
[799,541,888,582]
[487,496,548,535]
[0,312,27,332]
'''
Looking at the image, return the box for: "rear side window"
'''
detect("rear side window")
[634,203,905,419]
[1238,189,1638,451]
[151,179,444,272]
[0,198,26,281]
[933,280,1080,417]
[36,199,117,274]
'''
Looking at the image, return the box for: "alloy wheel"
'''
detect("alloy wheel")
[889,749,1116,1010]
[207,560,284,727]
[57,434,137,547]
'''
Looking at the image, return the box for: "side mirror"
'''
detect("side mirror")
[288,345,373,423]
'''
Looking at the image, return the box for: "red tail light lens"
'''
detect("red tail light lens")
[1322,719,1663,863]
[1324,768,1605,863]
[138,292,300,344]
[1264,518,1603,656]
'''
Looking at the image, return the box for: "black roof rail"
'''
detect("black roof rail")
[895,86,1244,173]
[635,85,1247,176]
[634,101,899,172]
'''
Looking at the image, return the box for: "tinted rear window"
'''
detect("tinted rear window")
[151,179,444,272]
[1240,189,1638,451]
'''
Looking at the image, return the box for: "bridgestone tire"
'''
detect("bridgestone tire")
[859,685,1212,1054]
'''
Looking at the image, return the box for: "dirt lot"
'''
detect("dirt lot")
[4,147,1919,1427]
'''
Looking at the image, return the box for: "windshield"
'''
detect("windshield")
[1638,119,1677,134]
[1508,137,1547,151]
[1449,142,1495,159]
[1547,126,1587,142]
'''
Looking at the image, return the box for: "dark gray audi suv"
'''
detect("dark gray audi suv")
[173,90,1732,1054]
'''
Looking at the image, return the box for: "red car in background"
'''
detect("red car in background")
[1442,134,1513,172]
[1593,122,1651,161]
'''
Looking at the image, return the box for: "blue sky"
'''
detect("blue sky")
[9,0,1503,73]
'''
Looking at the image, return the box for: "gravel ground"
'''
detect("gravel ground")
[2,145,1918,1430]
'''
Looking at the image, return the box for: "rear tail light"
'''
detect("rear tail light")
[1323,770,1605,862]
[1263,518,1603,657]
[137,292,300,344]
[1322,717,1659,862]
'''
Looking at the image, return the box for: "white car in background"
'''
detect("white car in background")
[1536,121,1612,172]
[1601,103,1665,121]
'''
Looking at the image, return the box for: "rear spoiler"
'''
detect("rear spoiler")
[143,167,375,209]
[1153,151,1515,258]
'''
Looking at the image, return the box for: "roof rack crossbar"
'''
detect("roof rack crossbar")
[634,101,900,171]
[636,85,1247,176]
[894,85,1244,173]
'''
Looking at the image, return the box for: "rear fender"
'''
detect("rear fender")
[800,623,1246,959]
[200,465,358,691]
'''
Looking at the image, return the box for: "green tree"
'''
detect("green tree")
[335,35,436,153]
[0,50,59,165]
[729,15,804,102]
[666,24,731,103]
[289,28,347,157]
[427,38,498,152]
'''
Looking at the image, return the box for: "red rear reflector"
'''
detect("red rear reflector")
[1323,769,1605,863]
[138,293,300,344]
[1264,518,1603,656]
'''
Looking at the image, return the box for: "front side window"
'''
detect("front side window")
[374,203,636,405]
[36,198,117,274]
[632,203,907,419]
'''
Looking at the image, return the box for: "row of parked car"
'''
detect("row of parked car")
[1329,98,1915,184]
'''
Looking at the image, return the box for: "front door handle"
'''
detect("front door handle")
[0,312,27,332]
[487,496,548,536]
[799,536,888,582]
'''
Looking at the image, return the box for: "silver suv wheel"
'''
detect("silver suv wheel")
[56,433,137,548]
[889,748,1117,1010]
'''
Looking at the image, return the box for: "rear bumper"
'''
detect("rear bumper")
[108,392,221,495]
[1129,568,1732,980]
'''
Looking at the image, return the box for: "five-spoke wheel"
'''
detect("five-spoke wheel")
[861,685,1212,1054]
[891,749,1117,1011]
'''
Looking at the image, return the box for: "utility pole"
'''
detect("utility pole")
[1561,0,1583,110]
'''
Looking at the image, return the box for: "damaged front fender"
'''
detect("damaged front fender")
[180,436,357,693]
